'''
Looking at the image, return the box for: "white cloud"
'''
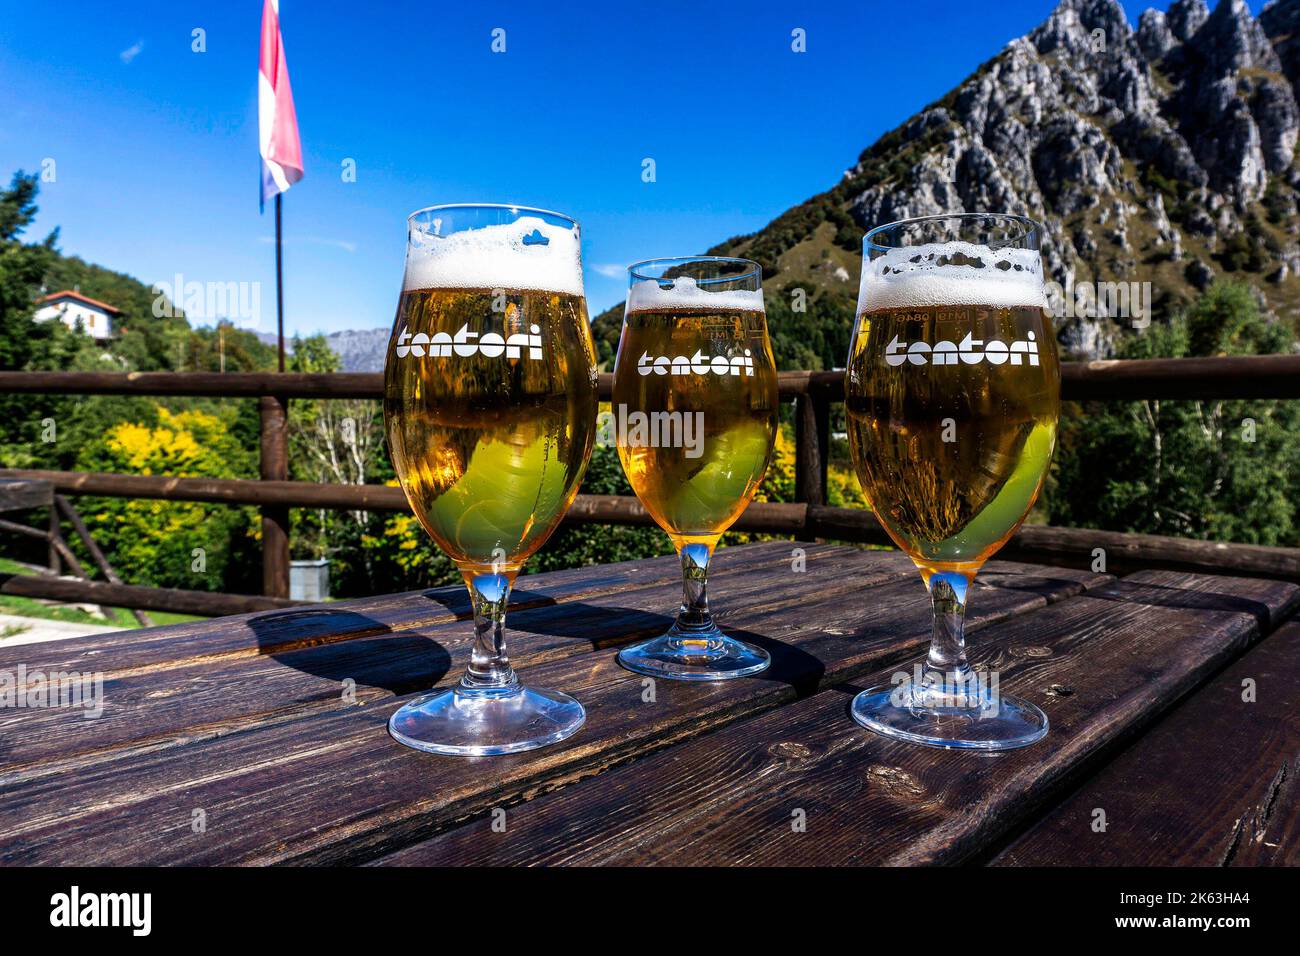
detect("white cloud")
[591,263,627,279]
[119,40,144,64]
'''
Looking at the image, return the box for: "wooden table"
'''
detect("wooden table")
[0,540,1295,866]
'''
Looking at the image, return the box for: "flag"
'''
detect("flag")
[259,0,304,209]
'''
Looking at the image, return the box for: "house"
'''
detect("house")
[34,289,120,341]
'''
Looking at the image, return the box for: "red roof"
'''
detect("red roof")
[39,290,122,314]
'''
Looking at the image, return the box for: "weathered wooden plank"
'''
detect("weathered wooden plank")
[0,478,52,513]
[990,620,1300,867]
[371,571,1299,866]
[0,543,883,771]
[0,540,799,678]
[0,557,1105,864]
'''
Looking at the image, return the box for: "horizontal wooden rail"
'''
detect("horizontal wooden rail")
[0,371,387,400]
[5,468,1299,584]
[0,371,824,401]
[0,573,301,616]
[0,470,817,532]
[1059,354,1300,401]
[3,355,1300,401]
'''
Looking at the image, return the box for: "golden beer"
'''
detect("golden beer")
[613,304,778,548]
[846,302,1059,575]
[384,286,597,578]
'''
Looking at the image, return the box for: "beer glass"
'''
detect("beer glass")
[383,204,598,755]
[845,214,1060,749]
[613,257,778,680]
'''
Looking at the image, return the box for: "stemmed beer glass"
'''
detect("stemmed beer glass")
[845,214,1060,749]
[383,204,598,755]
[612,257,778,680]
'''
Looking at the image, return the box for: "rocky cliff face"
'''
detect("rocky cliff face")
[678,0,1300,362]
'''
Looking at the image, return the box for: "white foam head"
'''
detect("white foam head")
[857,241,1047,314]
[403,215,584,295]
[627,276,764,313]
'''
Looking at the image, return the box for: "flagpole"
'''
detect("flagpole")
[275,192,285,373]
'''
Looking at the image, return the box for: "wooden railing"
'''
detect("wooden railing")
[3,354,1300,617]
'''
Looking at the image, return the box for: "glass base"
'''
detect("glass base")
[850,683,1049,751]
[617,624,770,681]
[388,683,585,756]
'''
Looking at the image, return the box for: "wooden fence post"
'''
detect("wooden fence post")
[794,388,830,509]
[47,506,61,573]
[259,395,290,598]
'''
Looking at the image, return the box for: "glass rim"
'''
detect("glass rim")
[863,212,1040,254]
[628,255,762,285]
[406,202,578,228]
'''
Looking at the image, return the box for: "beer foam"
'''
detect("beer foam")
[403,215,584,295]
[857,241,1047,314]
[627,276,764,313]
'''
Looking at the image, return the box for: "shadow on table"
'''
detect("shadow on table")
[1086,578,1278,629]
[505,601,674,650]
[244,591,817,697]
[247,607,451,695]
[720,623,827,697]
[977,569,1093,598]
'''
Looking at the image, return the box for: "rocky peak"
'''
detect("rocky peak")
[684,0,1300,368]
[1031,0,1133,55]
[1188,0,1283,73]
[1137,9,1176,60]
[1167,0,1211,41]
[1262,0,1300,88]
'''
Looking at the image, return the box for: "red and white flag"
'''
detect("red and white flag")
[259,0,304,208]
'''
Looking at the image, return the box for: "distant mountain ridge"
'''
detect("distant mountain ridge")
[256,327,389,371]
[593,0,1300,366]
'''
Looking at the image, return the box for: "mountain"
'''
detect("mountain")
[322,327,389,371]
[593,0,1300,366]
[255,327,389,371]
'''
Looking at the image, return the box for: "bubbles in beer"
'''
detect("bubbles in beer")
[387,211,596,576]
[846,239,1059,574]
[615,279,777,547]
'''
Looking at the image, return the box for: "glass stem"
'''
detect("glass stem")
[675,541,714,633]
[922,570,974,698]
[460,572,519,693]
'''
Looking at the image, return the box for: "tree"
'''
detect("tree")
[287,338,382,556]
[1049,283,1300,545]
[73,406,261,591]
[0,172,57,372]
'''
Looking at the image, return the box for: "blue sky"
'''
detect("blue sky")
[0,0,1260,335]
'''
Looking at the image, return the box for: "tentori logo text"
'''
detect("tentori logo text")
[884,332,1040,368]
[394,324,543,360]
[637,349,755,377]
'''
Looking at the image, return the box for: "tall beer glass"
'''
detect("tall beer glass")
[846,214,1060,749]
[613,257,778,680]
[384,204,598,755]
